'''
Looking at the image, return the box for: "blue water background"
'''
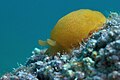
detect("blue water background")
[0,0,120,76]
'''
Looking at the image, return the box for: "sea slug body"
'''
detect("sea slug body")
[38,9,106,55]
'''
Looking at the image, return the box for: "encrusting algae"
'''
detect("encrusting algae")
[38,9,106,55]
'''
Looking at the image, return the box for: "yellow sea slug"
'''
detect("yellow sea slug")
[38,9,106,55]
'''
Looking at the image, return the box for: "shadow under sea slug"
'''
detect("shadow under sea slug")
[38,9,106,55]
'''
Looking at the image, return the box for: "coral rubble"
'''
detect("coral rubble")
[1,12,120,80]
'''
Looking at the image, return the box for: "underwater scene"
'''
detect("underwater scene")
[0,0,120,80]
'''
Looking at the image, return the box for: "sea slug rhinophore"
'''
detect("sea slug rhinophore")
[38,9,106,55]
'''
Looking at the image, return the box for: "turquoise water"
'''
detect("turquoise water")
[0,0,119,76]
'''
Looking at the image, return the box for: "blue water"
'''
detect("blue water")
[0,0,119,76]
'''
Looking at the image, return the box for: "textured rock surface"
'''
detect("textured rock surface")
[1,12,120,80]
